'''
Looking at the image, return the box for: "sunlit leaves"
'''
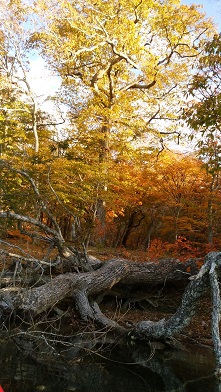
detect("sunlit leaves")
[32,0,214,157]
[0,0,219,253]
[184,33,221,187]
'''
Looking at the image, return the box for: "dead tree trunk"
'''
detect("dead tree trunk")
[131,252,221,376]
[8,257,199,318]
[1,251,221,377]
[1,198,221,377]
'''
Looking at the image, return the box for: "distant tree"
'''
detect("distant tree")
[185,33,221,244]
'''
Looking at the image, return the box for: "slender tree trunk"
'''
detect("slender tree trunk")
[121,210,145,247]
[208,197,214,245]
[121,211,138,247]
[95,124,110,243]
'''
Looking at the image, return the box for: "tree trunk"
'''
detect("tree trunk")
[7,257,198,316]
[208,197,214,245]
[1,252,221,375]
[121,210,145,247]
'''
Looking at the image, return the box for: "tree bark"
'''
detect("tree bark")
[5,257,199,316]
[1,252,221,375]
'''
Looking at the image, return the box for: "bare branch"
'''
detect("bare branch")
[68,41,106,60]
[0,247,61,268]
[0,160,64,240]
[119,78,156,92]
[91,56,123,93]
[0,210,62,241]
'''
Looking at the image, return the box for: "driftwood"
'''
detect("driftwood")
[1,257,200,317]
[0,251,221,375]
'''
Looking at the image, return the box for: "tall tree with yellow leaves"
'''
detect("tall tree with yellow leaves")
[30,0,213,234]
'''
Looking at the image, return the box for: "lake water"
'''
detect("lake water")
[0,334,220,392]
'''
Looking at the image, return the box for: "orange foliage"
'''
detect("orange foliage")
[146,236,202,262]
[7,229,32,243]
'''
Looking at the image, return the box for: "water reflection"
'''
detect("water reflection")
[0,334,219,392]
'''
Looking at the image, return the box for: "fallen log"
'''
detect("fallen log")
[0,252,221,375]
[4,257,200,316]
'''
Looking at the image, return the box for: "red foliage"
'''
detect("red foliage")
[146,236,203,262]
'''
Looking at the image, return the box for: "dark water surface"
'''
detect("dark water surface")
[0,335,220,392]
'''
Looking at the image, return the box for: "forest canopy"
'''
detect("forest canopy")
[0,0,219,258]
